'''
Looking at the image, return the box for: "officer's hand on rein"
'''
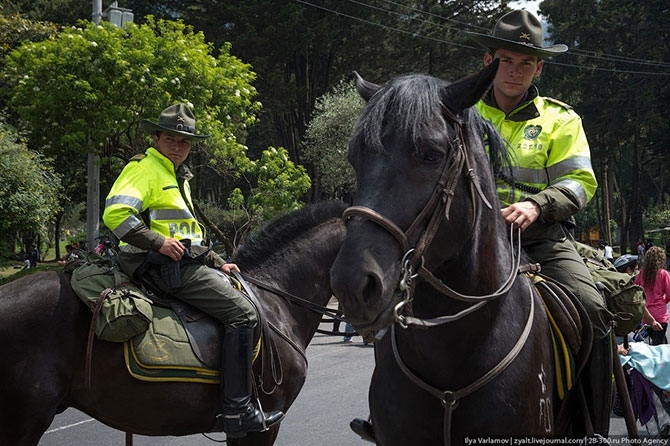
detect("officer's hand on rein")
[501,200,541,232]
[221,263,241,275]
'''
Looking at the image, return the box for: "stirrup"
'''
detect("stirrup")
[350,417,376,443]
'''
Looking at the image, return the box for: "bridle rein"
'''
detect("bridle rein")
[342,109,535,446]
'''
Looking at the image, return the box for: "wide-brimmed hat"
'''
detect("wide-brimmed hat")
[140,104,210,140]
[467,10,568,58]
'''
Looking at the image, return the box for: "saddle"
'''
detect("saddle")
[129,250,262,369]
[80,270,278,387]
[529,272,592,398]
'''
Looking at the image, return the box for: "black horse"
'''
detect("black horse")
[330,63,570,445]
[0,201,346,446]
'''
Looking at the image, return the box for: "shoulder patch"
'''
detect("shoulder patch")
[545,97,573,111]
[129,153,147,162]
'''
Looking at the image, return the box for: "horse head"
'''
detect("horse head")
[331,61,512,332]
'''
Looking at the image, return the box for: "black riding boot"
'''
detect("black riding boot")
[582,330,614,436]
[218,326,284,438]
[350,417,376,443]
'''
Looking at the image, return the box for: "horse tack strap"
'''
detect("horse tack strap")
[85,288,114,387]
[232,271,286,394]
[343,206,410,254]
[391,280,535,446]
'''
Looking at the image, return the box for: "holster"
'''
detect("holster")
[144,250,182,290]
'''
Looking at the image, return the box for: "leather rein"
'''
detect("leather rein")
[343,110,533,446]
[235,272,342,395]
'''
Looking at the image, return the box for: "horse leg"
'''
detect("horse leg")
[0,372,64,446]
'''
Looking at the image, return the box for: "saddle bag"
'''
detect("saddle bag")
[68,255,153,342]
[576,242,646,336]
[591,267,646,336]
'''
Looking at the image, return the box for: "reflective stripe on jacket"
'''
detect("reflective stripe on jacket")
[476,86,597,223]
[103,147,204,246]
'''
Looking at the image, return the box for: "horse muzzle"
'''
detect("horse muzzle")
[330,241,405,332]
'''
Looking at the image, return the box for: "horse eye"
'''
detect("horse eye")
[422,149,444,164]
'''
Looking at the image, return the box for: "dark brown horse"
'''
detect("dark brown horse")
[330,64,565,445]
[0,201,346,446]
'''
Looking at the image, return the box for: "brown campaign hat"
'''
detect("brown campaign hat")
[140,104,211,140]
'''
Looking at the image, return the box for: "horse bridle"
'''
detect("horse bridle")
[343,109,533,446]
[343,108,522,322]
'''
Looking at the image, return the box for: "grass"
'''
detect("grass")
[0,262,64,285]
[0,241,70,285]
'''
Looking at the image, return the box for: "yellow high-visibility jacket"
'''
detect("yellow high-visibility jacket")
[476,85,597,225]
[103,147,205,251]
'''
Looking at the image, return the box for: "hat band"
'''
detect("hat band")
[174,124,195,133]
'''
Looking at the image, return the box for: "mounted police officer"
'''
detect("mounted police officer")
[102,104,283,438]
[469,10,614,436]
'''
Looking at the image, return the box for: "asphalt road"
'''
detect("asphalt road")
[37,326,375,446]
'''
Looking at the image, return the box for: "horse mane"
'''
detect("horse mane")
[232,200,347,270]
[351,73,449,157]
[350,73,513,183]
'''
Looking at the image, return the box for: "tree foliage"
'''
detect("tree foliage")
[538,0,670,251]
[5,17,260,170]
[302,79,362,200]
[2,15,311,251]
[249,146,311,220]
[0,117,62,254]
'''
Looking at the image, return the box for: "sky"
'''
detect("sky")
[508,0,541,16]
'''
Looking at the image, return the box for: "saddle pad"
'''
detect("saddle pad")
[123,305,261,384]
[124,342,219,384]
[124,305,219,383]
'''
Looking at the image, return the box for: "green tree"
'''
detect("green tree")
[4,18,261,246]
[1,0,89,26]
[539,0,670,252]
[6,17,259,170]
[302,79,362,200]
[0,118,61,259]
[0,13,58,120]
[248,146,311,220]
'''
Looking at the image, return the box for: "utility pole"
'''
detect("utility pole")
[86,0,103,252]
[603,160,612,248]
[86,1,133,252]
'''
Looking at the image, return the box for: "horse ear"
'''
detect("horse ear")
[440,59,500,114]
[352,71,380,102]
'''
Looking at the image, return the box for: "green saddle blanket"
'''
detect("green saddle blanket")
[123,305,261,384]
[124,305,220,384]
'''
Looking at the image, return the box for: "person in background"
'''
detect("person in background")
[469,9,614,436]
[635,246,670,346]
[103,104,283,437]
[343,322,355,344]
[28,244,39,268]
[637,239,646,262]
[603,241,614,262]
[58,244,80,266]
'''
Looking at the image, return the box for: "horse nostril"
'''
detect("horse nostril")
[361,273,382,306]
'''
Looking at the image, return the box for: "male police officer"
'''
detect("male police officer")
[103,104,283,437]
[469,10,613,436]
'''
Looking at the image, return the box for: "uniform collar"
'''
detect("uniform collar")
[146,147,186,175]
[482,84,540,122]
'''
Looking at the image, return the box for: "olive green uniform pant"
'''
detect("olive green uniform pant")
[146,262,258,328]
[523,224,612,337]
